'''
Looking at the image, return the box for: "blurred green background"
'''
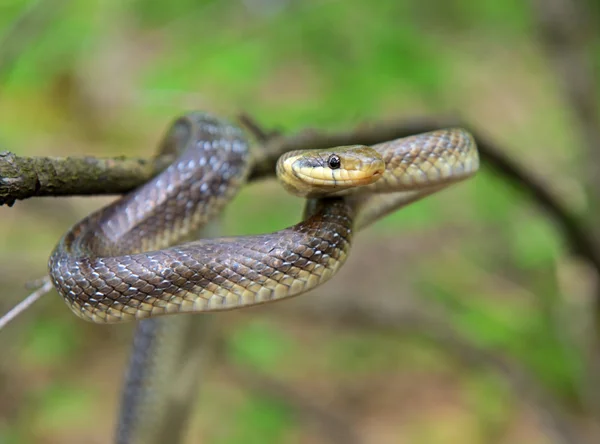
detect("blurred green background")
[1,0,599,443]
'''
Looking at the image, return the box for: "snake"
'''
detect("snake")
[48,112,478,324]
[46,112,478,443]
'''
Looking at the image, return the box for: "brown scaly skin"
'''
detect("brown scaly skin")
[48,114,477,324]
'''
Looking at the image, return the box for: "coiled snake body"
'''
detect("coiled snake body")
[48,113,478,324]
[47,112,478,443]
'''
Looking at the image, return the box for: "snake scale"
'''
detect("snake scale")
[48,113,478,323]
[46,112,478,442]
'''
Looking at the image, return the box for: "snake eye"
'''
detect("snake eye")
[327,154,341,170]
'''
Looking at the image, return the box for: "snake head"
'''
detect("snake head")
[276,145,385,198]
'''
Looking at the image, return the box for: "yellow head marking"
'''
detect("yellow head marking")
[276,145,385,197]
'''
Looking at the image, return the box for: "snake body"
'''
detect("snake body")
[48,113,478,323]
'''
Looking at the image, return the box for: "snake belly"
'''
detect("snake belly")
[48,114,478,324]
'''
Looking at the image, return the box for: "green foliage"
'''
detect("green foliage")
[508,215,562,269]
[228,319,297,372]
[5,0,98,89]
[20,318,82,367]
[132,0,218,26]
[215,396,293,444]
[33,383,95,431]
[0,0,593,441]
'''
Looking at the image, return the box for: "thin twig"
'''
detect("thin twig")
[475,129,600,273]
[0,276,52,330]
[237,112,280,143]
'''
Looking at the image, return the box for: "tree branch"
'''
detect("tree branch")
[237,112,281,143]
[0,151,173,206]
[2,116,599,279]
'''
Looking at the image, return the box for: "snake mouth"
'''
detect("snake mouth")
[293,162,385,188]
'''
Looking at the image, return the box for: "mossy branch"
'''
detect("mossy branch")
[0,151,173,206]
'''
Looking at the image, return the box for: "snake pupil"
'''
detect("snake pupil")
[328,155,341,169]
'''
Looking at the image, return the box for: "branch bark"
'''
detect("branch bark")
[0,151,173,206]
